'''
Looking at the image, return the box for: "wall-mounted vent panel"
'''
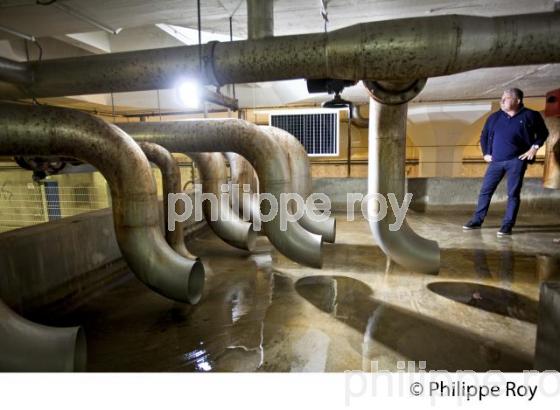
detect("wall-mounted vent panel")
[269,109,340,156]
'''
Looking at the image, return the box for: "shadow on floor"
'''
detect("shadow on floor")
[427,281,538,324]
[295,275,533,371]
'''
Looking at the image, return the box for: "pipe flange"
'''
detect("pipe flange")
[363,78,427,105]
[202,41,221,86]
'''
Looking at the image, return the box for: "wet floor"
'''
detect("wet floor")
[39,210,560,372]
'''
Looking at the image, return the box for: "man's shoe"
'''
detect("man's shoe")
[497,226,512,237]
[462,220,482,230]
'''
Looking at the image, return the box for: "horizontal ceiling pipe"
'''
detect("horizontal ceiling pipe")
[225,152,261,227]
[189,152,257,252]
[0,299,86,372]
[1,12,559,99]
[119,120,323,268]
[0,56,30,84]
[262,126,336,243]
[367,97,440,274]
[0,103,204,304]
[137,141,198,259]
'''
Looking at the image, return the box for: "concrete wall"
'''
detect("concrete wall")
[0,192,205,316]
[312,177,560,213]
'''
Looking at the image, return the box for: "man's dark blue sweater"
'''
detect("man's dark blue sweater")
[480,105,549,161]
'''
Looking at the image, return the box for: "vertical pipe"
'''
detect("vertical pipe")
[247,0,274,40]
[137,141,198,259]
[367,97,440,273]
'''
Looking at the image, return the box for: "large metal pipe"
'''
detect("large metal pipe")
[263,126,336,243]
[0,56,30,84]
[189,152,257,252]
[0,103,204,304]
[1,13,559,99]
[0,299,86,372]
[137,141,198,259]
[247,0,274,40]
[119,120,323,268]
[367,96,440,274]
[225,152,261,226]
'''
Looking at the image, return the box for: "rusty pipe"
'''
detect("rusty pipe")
[1,13,560,98]
[137,141,198,259]
[189,152,257,252]
[367,97,440,274]
[0,103,204,304]
[119,120,323,268]
[262,126,336,243]
[0,299,86,372]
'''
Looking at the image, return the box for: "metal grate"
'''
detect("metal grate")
[269,109,340,156]
[0,182,110,233]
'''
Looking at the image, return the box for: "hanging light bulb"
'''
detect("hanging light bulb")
[177,79,201,109]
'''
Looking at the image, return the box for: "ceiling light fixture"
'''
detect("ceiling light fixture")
[177,79,202,109]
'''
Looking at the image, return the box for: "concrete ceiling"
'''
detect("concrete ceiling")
[0,0,559,109]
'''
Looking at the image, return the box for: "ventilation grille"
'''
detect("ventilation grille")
[269,110,339,156]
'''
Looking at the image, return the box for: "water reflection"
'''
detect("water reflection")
[472,242,514,283]
[295,275,531,371]
[183,342,213,372]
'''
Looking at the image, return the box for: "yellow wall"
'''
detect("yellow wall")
[0,97,550,232]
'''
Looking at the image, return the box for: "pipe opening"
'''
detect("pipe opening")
[73,326,88,372]
[246,225,258,252]
[187,260,206,304]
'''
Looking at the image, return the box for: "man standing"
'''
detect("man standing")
[463,88,549,236]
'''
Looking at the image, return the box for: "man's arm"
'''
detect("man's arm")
[532,111,549,148]
[480,114,493,162]
[519,111,549,161]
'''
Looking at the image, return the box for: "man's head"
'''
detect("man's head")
[500,88,524,113]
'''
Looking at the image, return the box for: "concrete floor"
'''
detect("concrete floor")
[46,210,560,372]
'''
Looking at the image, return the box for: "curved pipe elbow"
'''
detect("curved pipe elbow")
[138,141,198,260]
[262,126,336,243]
[266,181,324,268]
[367,97,440,274]
[0,300,86,372]
[118,226,205,303]
[119,120,323,268]
[190,152,256,252]
[368,218,440,274]
[300,212,336,243]
[0,104,204,304]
